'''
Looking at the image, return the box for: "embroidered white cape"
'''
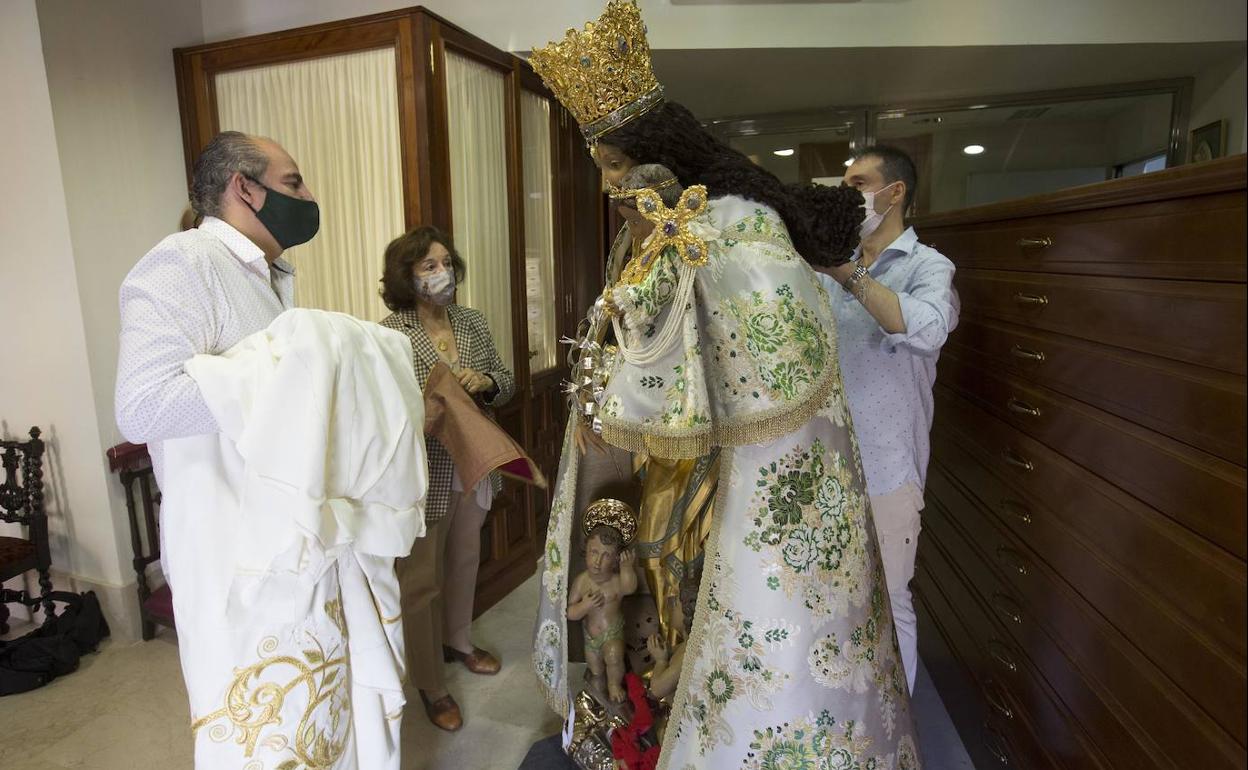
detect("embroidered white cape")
[162,308,427,770]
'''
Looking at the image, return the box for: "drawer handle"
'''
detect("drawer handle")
[1002,448,1034,472]
[996,546,1030,576]
[1013,292,1049,307]
[983,724,1011,765]
[993,592,1023,625]
[989,639,1019,673]
[1009,345,1046,363]
[985,682,1015,720]
[1007,397,1041,417]
[999,498,1032,525]
[1017,236,1053,250]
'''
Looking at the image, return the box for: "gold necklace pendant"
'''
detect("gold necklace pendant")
[437,340,449,352]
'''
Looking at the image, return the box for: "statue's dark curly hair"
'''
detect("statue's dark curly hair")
[601,101,864,266]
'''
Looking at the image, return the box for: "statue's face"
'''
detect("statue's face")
[585,534,621,581]
[595,142,636,188]
[618,203,655,242]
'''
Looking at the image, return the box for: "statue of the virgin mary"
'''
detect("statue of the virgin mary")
[529,3,921,767]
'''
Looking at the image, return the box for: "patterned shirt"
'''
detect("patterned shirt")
[816,227,959,498]
[115,217,295,485]
[380,305,515,521]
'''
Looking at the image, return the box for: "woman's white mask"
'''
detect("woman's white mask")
[417,269,455,305]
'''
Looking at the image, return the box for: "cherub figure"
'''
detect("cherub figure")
[567,498,639,702]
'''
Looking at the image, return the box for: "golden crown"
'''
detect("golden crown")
[582,498,638,545]
[529,0,664,143]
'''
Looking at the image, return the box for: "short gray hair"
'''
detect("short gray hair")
[619,163,683,208]
[189,131,269,218]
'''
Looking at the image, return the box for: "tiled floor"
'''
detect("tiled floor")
[0,572,972,769]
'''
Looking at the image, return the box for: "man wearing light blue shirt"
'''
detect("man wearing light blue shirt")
[814,146,959,693]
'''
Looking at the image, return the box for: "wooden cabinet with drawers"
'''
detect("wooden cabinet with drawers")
[911,155,1247,769]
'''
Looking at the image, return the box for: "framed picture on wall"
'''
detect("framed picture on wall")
[1189,120,1227,163]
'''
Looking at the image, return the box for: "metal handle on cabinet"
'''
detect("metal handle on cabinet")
[1009,345,1046,363]
[1007,397,1041,417]
[1017,236,1054,250]
[1013,292,1049,307]
[983,724,1011,765]
[989,639,1019,673]
[999,499,1033,525]
[996,546,1030,576]
[984,682,1015,720]
[993,592,1023,625]
[1002,448,1034,472]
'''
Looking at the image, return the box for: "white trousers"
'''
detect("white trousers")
[870,483,923,694]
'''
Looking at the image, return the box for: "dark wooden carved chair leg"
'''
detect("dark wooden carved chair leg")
[108,442,171,640]
[1,427,54,630]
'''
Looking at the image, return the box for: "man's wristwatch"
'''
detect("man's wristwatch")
[842,262,868,294]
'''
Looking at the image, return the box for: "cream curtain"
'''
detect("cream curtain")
[521,91,558,375]
[445,51,514,370]
[215,48,404,322]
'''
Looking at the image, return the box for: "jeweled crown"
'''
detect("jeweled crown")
[582,498,638,545]
[528,0,664,143]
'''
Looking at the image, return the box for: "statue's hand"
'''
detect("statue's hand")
[586,587,606,609]
[646,634,668,665]
[619,548,636,572]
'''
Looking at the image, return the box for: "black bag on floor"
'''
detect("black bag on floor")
[0,590,111,695]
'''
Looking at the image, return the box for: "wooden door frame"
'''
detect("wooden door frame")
[171,6,602,614]
[174,9,434,227]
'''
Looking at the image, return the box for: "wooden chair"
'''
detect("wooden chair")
[106,442,174,640]
[0,427,54,635]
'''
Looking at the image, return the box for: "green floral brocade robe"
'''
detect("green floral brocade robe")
[534,196,921,769]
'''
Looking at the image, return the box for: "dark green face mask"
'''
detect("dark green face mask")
[245,176,320,249]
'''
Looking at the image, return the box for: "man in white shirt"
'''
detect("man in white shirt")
[116,131,318,482]
[115,132,342,767]
[814,146,959,693]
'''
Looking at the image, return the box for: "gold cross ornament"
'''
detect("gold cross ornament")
[618,184,710,286]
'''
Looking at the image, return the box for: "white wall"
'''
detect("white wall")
[0,0,206,638]
[1190,53,1248,157]
[35,0,205,626]
[0,1,129,608]
[199,0,1247,52]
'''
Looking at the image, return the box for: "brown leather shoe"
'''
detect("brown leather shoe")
[443,645,501,675]
[419,689,463,732]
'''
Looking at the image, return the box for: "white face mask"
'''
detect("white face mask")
[416,269,455,306]
[859,182,898,239]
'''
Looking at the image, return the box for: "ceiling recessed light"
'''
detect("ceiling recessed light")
[773,148,795,157]
[968,104,989,110]
[963,144,985,156]
[843,158,853,167]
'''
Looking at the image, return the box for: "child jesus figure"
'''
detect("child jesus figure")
[567,498,639,703]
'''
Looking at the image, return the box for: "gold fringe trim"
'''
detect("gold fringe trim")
[599,255,842,460]
[599,366,838,459]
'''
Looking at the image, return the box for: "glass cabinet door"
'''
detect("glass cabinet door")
[216,47,405,322]
[445,51,514,369]
[520,90,558,376]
